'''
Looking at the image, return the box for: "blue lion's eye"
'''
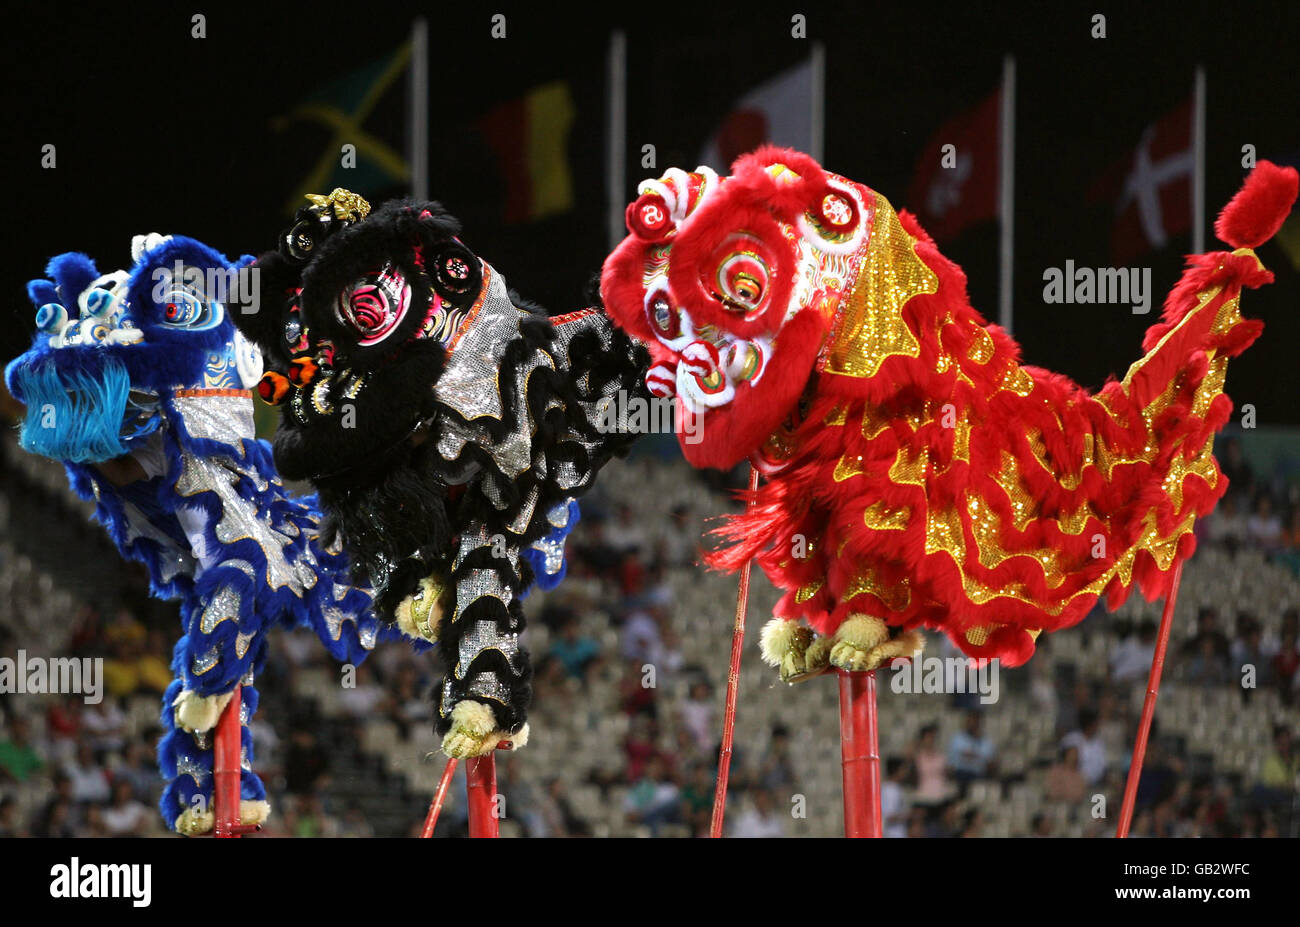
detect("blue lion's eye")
[159,287,222,330]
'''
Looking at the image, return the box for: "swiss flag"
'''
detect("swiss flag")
[907,88,1001,243]
[698,60,814,171]
[1089,97,1193,263]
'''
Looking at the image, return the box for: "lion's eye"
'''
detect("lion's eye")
[648,293,680,340]
[160,286,221,330]
[283,309,303,348]
[716,252,769,312]
[335,264,411,346]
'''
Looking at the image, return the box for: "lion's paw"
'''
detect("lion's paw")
[172,689,234,734]
[394,573,448,644]
[829,615,925,672]
[441,701,528,758]
[760,618,830,683]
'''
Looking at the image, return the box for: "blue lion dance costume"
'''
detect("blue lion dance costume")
[5,233,420,834]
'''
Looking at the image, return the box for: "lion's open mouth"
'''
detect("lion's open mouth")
[12,354,158,464]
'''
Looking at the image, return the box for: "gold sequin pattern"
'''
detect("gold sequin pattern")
[821,192,938,379]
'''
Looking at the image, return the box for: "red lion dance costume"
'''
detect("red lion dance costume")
[601,147,1296,681]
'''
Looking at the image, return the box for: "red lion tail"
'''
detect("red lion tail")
[1214,160,1298,250]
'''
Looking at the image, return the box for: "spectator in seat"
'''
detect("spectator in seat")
[624,754,680,835]
[730,787,786,838]
[1203,493,1248,551]
[679,763,714,837]
[906,723,951,804]
[0,716,45,784]
[63,739,110,805]
[1246,491,1284,552]
[1181,607,1230,662]
[1217,437,1255,501]
[0,795,26,837]
[548,616,601,680]
[1110,619,1157,685]
[1045,745,1087,804]
[881,757,909,838]
[102,777,150,836]
[1061,709,1108,785]
[1185,634,1231,687]
[1273,629,1300,708]
[947,710,997,793]
[1257,725,1297,807]
[678,679,716,752]
[758,724,797,791]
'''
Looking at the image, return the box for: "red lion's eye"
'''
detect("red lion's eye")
[716,252,769,313]
[646,292,681,340]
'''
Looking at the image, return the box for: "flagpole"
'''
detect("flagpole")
[409,17,429,201]
[606,30,627,251]
[1192,66,1206,254]
[810,42,826,163]
[998,54,1016,336]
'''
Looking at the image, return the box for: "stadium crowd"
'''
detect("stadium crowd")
[1,430,1298,838]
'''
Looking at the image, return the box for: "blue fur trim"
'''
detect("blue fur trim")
[520,499,580,598]
[12,353,133,463]
[45,252,99,307]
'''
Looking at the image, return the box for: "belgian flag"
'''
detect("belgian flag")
[476,81,577,225]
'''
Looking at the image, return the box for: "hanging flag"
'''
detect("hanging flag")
[907,87,1002,243]
[274,43,412,215]
[477,80,577,224]
[1089,96,1194,263]
[698,60,814,171]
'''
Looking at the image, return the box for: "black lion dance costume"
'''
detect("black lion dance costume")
[232,190,648,755]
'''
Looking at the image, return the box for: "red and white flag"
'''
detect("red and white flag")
[907,87,1002,243]
[698,60,814,171]
[1090,96,1193,263]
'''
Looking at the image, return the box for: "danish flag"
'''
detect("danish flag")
[1090,96,1193,263]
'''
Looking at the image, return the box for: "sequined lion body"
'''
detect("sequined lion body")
[601,147,1296,672]
[5,235,401,833]
[231,193,647,756]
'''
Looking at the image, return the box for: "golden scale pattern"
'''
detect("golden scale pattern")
[797,229,1252,646]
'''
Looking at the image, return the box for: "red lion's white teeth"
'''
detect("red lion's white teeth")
[645,364,677,398]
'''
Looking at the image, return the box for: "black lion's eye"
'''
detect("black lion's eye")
[430,242,481,301]
[285,221,316,262]
[283,309,303,347]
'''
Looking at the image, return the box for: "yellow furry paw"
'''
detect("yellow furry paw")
[394,573,448,643]
[173,799,270,836]
[759,618,829,683]
[441,701,526,758]
[172,689,234,734]
[829,615,925,671]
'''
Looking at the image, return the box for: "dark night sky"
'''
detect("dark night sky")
[2,1,1295,422]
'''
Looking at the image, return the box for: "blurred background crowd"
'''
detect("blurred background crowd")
[2,418,1298,838]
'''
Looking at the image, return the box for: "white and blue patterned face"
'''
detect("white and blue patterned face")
[5,235,261,464]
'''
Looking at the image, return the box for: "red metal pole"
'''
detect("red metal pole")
[213,683,243,838]
[710,466,762,838]
[466,754,499,838]
[420,756,459,838]
[1116,559,1185,838]
[838,669,882,837]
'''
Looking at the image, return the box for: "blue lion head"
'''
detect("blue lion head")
[5,235,261,463]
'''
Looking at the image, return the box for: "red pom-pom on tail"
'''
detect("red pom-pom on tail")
[1214,160,1298,249]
